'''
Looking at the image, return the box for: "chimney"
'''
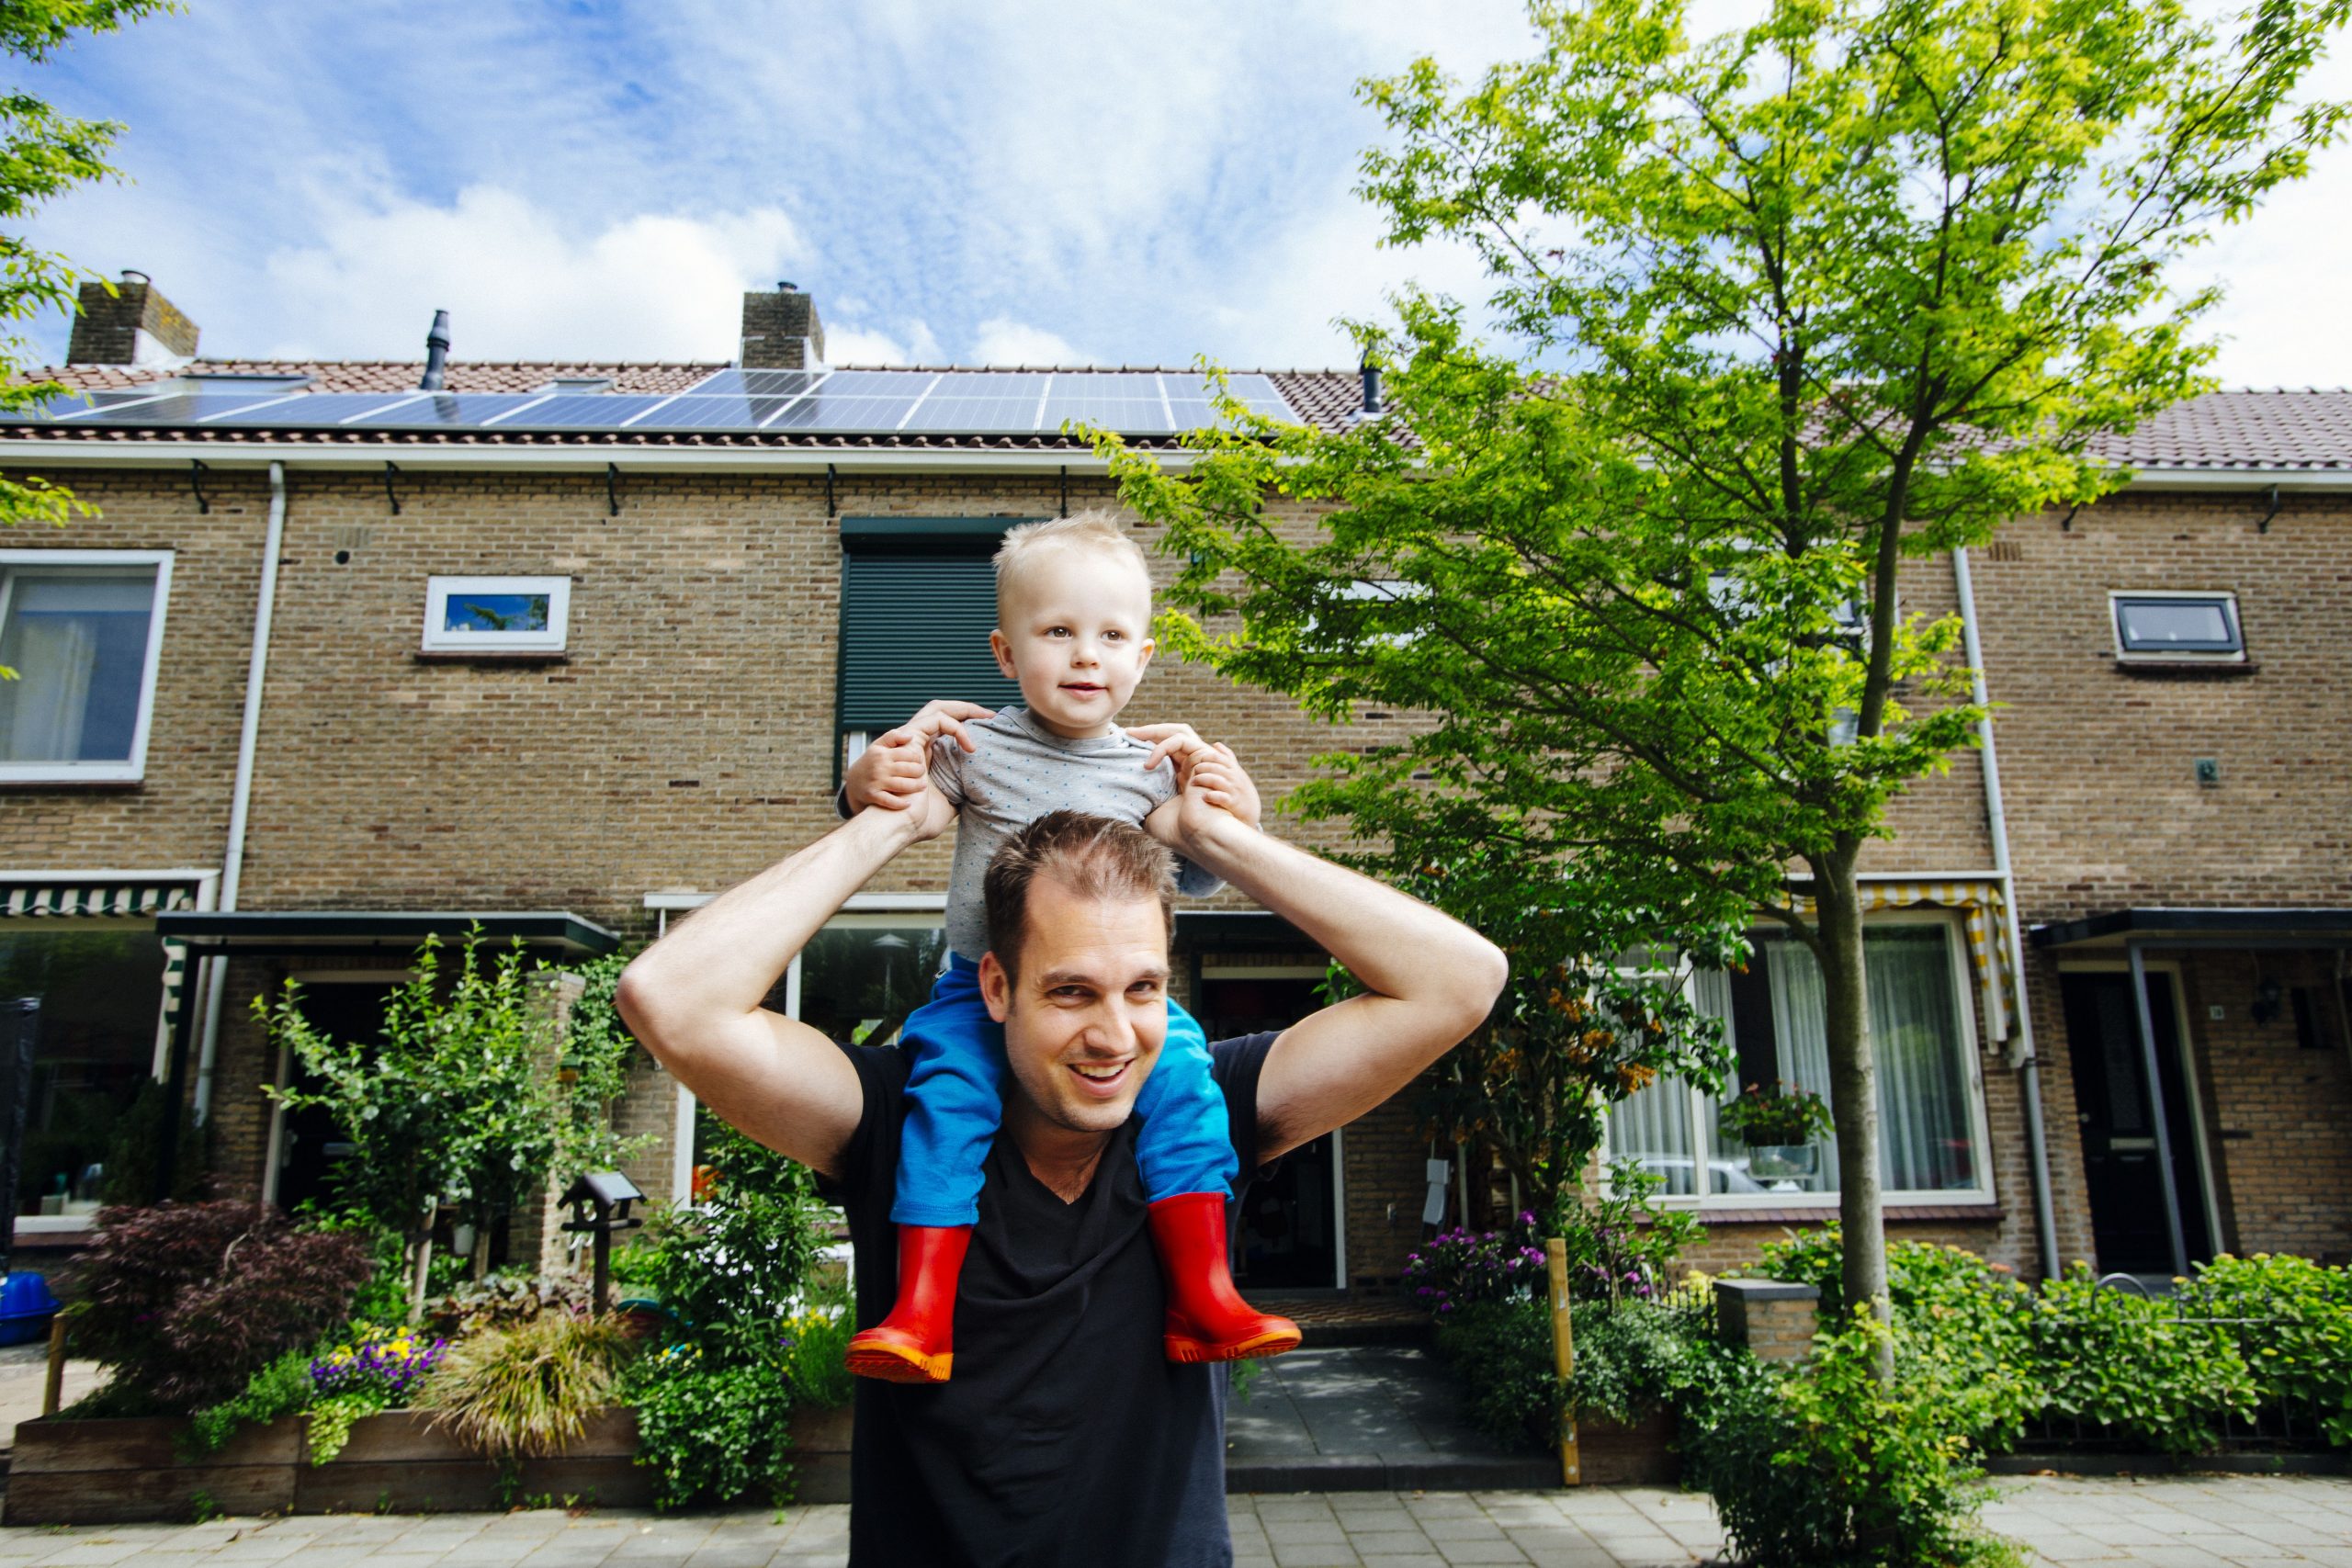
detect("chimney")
[740,282,825,369]
[66,270,199,366]
[1359,355,1383,417]
[420,310,452,390]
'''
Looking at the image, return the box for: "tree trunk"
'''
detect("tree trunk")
[1814,858,1892,1377]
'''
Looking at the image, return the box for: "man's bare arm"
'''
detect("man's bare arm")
[1159,751,1507,1162]
[615,795,950,1179]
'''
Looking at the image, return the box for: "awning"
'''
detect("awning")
[1785,876,2018,1043]
[2030,908,2352,951]
[154,910,622,959]
[0,879,201,1021]
[1174,909,1315,953]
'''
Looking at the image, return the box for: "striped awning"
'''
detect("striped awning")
[1784,878,2017,1043]
[0,881,201,1019]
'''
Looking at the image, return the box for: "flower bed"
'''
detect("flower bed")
[3,1403,853,1526]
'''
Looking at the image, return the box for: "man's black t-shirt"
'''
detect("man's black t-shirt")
[824,1032,1277,1568]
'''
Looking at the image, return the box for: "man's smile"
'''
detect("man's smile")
[1067,1058,1131,1095]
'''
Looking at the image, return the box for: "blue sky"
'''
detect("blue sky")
[13,1,2348,382]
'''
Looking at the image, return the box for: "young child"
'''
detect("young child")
[834,510,1300,1384]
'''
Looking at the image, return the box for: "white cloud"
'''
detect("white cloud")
[970,317,1094,367]
[824,319,942,367]
[255,181,803,361]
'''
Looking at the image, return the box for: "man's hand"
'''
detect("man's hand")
[1129,724,1261,829]
[844,700,994,814]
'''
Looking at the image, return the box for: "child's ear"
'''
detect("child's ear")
[989,628,1017,682]
[1136,635,1155,673]
[978,952,1012,1023]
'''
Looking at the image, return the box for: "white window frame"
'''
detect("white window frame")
[648,890,947,1203]
[1602,908,1997,1212]
[0,549,174,784]
[2110,590,2245,662]
[422,575,571,654]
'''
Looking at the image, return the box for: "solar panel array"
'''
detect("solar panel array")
[22,368,1299,436]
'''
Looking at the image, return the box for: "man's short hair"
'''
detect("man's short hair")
[984,810,1176,983]
[993,510,1151,624]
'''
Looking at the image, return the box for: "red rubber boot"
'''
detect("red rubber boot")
[844,1224,970,1384]
[1148,1192,1303,1364]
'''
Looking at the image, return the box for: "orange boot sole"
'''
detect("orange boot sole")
[845,1327,954,1384]
[1162,1320,1303,1364]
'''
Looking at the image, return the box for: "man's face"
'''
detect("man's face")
[989,547,1156,739]
[978,874,1170,1138]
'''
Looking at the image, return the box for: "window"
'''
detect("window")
[422,575,571,654]
[537,377,613,394]
[2112,592,2243,660]
[0,551,172,783]
[836,518,1024,772]
[1608,921,1989,1203]
[0,924,167,1219]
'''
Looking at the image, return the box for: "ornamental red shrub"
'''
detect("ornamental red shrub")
[74,1200,374,1412]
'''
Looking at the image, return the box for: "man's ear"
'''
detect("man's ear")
[978,951,1012,1024]
[989,628,1017,682]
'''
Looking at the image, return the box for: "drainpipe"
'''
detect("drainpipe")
[196,459,288,1126]
[1953,546,2062,1282]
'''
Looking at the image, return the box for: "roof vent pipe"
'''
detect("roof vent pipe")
[420,309,452,390]
[1360,356,1382,416]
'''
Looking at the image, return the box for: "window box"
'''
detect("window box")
[421,576,570,655]
[0,551,172,784]
[2111,591,2245,662]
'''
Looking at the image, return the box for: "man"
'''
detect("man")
[616,721,1506,1566]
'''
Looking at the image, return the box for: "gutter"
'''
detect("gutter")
[196,458,287,1126]
[1953,545,2063,1282]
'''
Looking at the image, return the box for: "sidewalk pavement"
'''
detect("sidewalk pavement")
[2,1476,2351,1566]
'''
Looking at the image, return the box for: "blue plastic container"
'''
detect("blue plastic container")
[0,1270,61,1346]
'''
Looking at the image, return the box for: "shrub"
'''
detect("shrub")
[415,1312,632,1460]
[1567,1288,1739,1428]
[2024,1265,2256,1454]
[1404,1217,1548,1319]
[1432,1297,1561,1450]
[628,1356,796,1511]
[300,1322,450,1464]
[185,1348,316,1456]
[780,1299,855,1411]
[2175,1252,2352,1444]
[73,1201,373,1412]
[1755,1227,2039,1450]
[1686,1310,2010,1568]
[1558,1161,1706,1303]
[626,1112,831,1335]
[424,1272,594,1337]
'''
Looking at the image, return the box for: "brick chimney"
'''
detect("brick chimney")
[740,282,824,369]
[67,270,199,366]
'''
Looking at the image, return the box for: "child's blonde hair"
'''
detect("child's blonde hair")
[993,510,1151,623]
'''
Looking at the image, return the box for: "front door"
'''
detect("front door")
[2060,970,2213,1274]
[1198,975,1340,1290]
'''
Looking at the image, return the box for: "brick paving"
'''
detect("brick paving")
[3,1477,2351,1565]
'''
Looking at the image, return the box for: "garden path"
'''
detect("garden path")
[1,1478,2349,1566]
[0,1346,100,1450]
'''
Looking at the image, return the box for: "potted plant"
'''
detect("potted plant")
[1715,1082,1833,1180]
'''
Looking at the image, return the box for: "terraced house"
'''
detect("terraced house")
[1,273,2346,1303]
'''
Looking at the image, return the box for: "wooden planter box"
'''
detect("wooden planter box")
[1576,1410,1680,1485]
[5,1402,856,1524]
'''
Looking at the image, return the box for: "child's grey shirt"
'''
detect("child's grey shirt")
[929,706,1221,962]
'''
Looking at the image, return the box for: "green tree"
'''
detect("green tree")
[255,930,639,1321]
[1100,0,2346,1340]
[0,0,176,532]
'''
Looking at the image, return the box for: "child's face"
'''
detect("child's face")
[990,546,1156,739]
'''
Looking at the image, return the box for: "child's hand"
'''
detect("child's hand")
[1129,725,1261,829]
[843,729,929,813]
[845,700,994,813]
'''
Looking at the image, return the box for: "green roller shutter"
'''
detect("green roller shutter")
[837,540,1024,732]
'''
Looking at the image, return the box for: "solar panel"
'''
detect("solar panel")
[684,369,823,399]
[208,393,437,425]
[11,367,1301,436]
[352,394,553,426]
[627,395,807,430]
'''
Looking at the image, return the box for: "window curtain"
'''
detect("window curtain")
[1866,929,1976,1191]
[0,573,155,763]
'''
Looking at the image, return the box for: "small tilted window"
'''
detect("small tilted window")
[2111,592,2244,660]
[422,576,570,653]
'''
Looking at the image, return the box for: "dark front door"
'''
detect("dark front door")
[275,981,398,1215]
[2060,970,2213,1274]
[1198,976,1340,1290]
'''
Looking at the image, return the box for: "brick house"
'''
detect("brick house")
[0,273,2345,1298]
